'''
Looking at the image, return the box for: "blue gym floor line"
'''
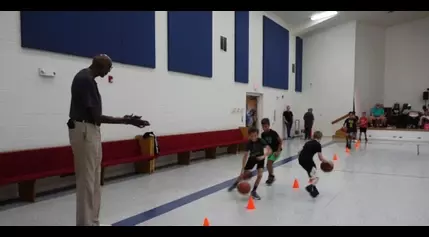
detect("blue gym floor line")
[112,140,336,226]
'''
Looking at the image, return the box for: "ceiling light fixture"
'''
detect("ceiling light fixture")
[310,11,338,21]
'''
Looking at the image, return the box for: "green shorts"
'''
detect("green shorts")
[267,153,279,162]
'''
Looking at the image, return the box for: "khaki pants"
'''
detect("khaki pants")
[69,121,102,226]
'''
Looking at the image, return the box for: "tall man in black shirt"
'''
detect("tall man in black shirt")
[303,108,314,140]
[283,105,293,139]
[68,54,150,226]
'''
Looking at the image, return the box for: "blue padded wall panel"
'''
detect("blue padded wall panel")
[20,11,122,61]
[21,11,67,54]
[167,11,213,78]
[119,11,156,68]
[234,11,249,84]
[295,36,303,92]
[20,11,156,69]
[262,16,289,90]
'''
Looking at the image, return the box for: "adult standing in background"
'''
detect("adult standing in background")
[369,103,386,127]
[283,105,293,139]
[303,108,314,140]
[68,54,150,226]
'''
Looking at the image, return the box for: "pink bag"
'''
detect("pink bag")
[424,123,429,130]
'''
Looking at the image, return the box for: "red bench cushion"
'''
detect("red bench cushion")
[102,139,153,167]
[158,129,245,156]
[0,146,74,185]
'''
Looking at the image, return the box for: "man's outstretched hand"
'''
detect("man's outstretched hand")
[124,114,150,128]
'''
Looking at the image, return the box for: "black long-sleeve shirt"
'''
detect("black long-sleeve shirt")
[303,112,314,127]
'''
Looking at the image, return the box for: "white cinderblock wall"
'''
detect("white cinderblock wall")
[0,11,303,152]
[0,11,303,200]
[384,16,429,109]
[354,22,386,115]
[302,16,429,130]
[302,21,357,135]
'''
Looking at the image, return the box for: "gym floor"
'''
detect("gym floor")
[0,138,428,226]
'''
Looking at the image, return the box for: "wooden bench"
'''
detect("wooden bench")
[0,127,248,202]
[0,138,155,202]
[0,146,74,202]
[101,138,155,184]
[141,128,248,169]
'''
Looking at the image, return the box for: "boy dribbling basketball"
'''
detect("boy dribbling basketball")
[261,118,282,185]
[343,112,358,149]
[298,131,329,198]
[227,127,271,200]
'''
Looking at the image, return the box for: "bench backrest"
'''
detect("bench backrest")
[203,129,244,143]
[0,146,74,185]
[102,139,141,162]
[157,129,244,154]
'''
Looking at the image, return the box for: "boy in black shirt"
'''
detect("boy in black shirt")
[343,112,358,149]
[298,131,329,198]
[227,127,271,200]
[261,118,282,185]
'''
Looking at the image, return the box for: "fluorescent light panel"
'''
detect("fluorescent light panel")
[310,11,338,21]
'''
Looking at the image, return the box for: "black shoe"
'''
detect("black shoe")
[227,183,237,192]
[265,175,275,185]
[305,184,319,198]
[365,138,368,142]
[305,184,313,193]
[311,187,319,198]
[251,190,261,200]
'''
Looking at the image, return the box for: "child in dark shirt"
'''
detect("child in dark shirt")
[261,118,282,185]
[343,112,358,149]
[227,127,271,200]
[298,131,329,198]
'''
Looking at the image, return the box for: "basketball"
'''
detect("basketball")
[320,161,334,172]
[341,127,347,132]
[237,181,251,195]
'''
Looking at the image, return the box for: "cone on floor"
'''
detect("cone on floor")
[345,147,350,153]
[292,179,300,189]
[333,154,338,161]
[246,196,256,210]
[203,217,210,226]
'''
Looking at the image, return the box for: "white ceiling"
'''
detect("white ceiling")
[272,11,429,37]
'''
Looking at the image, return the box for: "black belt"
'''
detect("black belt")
[74,119,100,126]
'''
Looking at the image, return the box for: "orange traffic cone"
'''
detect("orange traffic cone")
[292,179,300,189]
[203,217,210,226]
[345,147,350,153]
[246,196,256,210]
[333,154,338,161]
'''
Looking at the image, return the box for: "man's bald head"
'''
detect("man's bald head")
[90,54,112,78]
